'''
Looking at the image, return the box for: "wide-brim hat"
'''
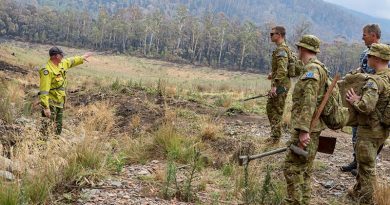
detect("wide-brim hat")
[295,35,321,53]
[367,43,390,61]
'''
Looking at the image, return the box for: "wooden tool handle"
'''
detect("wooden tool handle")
[310,73,340,130]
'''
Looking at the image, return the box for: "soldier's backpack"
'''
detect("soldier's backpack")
[337,72,367,126]
[338,71,390,127]
[315,62,349,130]
[279,44,302,78]
[286,48,303,78]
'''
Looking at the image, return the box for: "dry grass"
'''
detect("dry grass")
[0,80,25,124]
[76,101,116,134]
[0,41,269,97]
[200,118,222,141]
[374,182,390,205]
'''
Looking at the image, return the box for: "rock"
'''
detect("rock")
[15,117,31,125]
[151,160,159,164]
[137,169,151,176]
[110,180,122,187]
[0,170,14,181]
[323,180,335,189]
[82,189,101,196]
[0,155,21,173]
[333,192,343,197]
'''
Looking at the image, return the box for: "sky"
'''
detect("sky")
[324,0,390,19]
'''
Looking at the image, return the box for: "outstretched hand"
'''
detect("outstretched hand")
[82,52,94,61]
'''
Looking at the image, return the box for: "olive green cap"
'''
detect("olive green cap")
[295,35,321,53]
[367,43,390,61]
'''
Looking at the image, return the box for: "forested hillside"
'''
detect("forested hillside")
[17,0,390,41]
[0,0,364,72]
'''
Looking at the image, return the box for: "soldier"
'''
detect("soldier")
[341,24,387,176]
[266,26,291,142]
[283,35,327,205]
[346,43,390,204]
[39,47,92,135]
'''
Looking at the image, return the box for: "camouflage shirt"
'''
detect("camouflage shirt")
[360,48,375,74]
[291,57,327,133]
[353,70,390,137]
[271,41,291,89]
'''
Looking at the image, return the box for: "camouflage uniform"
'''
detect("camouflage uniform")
[284,35,327,205]
[266,41,291,139]
[349,43,390,204]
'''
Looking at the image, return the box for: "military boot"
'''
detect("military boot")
[340,158,357,172]
[351,169,357,176]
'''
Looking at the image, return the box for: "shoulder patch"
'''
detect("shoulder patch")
[305,71,314,78]
[277,50,288,58]
[363,80,378,90]
[301,71,319,80]
[43,70,49,75]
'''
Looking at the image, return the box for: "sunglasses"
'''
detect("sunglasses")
[270,33,280,37]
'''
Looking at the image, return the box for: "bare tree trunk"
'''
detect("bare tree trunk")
[148,32,154,53]
[240,44,246,69]
[156,38,160,54]
[191,37,198,63]
[122,37,126,52]
[176,25,183,50]
[100,26,105,49]
[218,28,225,66]
[143,33,148,55]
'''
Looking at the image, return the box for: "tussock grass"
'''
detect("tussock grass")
[151,124,198,164]
[374,182,390,205]
[200,118,222,141]
[115,135,151,165]
[77,101,116,133]
[0,182,20,205]
[61,137,110,187]
[0,80,25,124]
[231,162,286,204]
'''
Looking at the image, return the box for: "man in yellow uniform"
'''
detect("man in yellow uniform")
[39,47,92,135]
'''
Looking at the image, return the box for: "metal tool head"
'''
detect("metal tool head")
[289,144,308,158]
[238,155,249,166]
[318,135,337,154]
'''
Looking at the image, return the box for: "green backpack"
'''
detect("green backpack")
[315,62,350,130]
[280,45,303,78]
[338,71,390,127]
[337,72,367,126]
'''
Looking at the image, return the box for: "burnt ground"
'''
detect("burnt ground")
[65,87,390,205]
[0,60,29,75]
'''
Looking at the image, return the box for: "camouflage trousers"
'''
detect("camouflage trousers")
[266,93,287,139]
[40,106,64,137]
[352,132,388,204]
[283,130,321,205]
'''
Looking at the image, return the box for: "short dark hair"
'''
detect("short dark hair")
[272,26,286,37]
[299,46,317,55]
[363,24,381,39]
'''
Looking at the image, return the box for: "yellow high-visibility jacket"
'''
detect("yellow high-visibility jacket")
[39,56,84,108]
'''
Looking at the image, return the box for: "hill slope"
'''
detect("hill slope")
[18,0,390,41]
